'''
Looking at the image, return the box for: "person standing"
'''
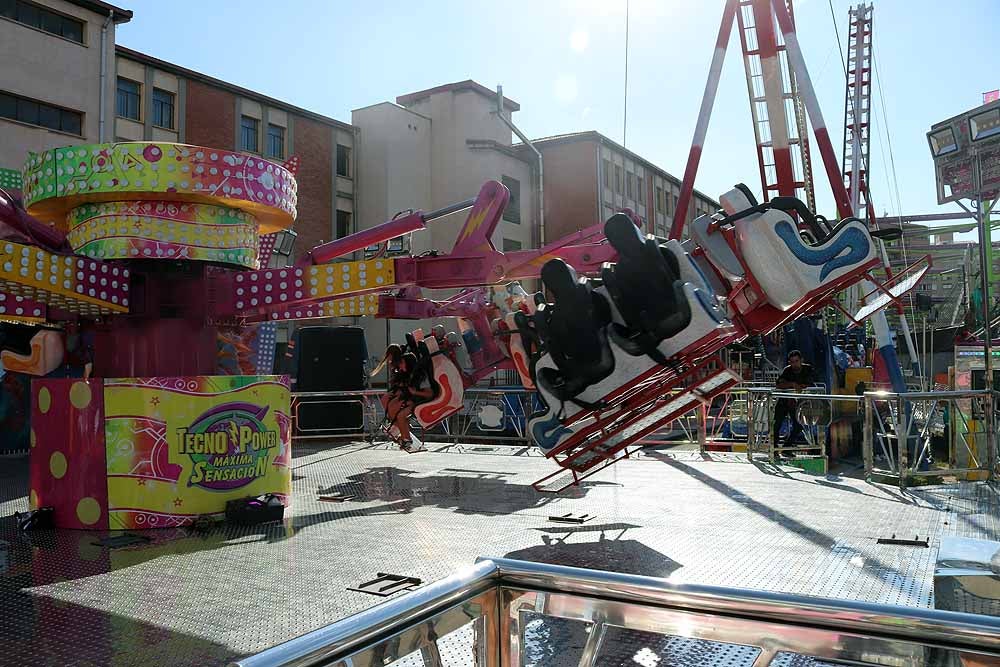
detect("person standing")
[772,350,815,454]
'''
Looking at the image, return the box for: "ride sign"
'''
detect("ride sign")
[104,375,291,529]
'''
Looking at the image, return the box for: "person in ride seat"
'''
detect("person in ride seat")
[772,350,815,455]
[385,352,433,450]
[372,344,404,412]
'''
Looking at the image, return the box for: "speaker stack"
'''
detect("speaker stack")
[292,326,369,436]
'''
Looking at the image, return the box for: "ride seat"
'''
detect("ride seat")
[504,312,536,390]
[412,337,465,427]
[681,239,729,297]
[662,239,716,297]
[533,259,614,401]
[602,214,692,353]
[690,213,745,284]
[0,329,64,376]
[736,209,876,310]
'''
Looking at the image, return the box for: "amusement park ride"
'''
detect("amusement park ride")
[0,0,933,528]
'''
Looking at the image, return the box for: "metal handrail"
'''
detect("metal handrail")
[231,557,1000,667]
[863,389,995,400]
[488,558,1000,650]
[231,560,499,667]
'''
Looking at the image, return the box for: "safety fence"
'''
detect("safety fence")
[862,389,998,488]
[291,387,540,446]
[231,557,1000,667]
[291,384,825,452]
[745,388,846,469]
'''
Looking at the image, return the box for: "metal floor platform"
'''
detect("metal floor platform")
[1,442,998,667]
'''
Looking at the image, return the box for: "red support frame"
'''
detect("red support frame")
[671,0,853,241]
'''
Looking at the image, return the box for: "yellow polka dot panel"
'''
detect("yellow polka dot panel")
[306,259,395,300]
[263,293,381,321]
[67,201,260,268]
[22,142,297,233]
[0,240,129,315]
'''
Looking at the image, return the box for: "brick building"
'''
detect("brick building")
[113,47,358,262]
[518,131,720,242]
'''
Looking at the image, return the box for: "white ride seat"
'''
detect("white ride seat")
[735,209,877,311]
[689,213,745,284]
[681,239,729,297]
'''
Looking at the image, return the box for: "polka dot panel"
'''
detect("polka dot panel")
[232,265,307,311]
[29,378,109,530]
[261,293,380,322]
[305,258,396,300]
[0,240,130,314]
[22,142,297,232]
[0,291,47,319]
[0,167,22,190]
[257,232,278,268]
[67,201,260,268]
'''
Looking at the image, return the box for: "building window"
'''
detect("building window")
[626,172,635,199]
[336,144,351,177]
[116,78,140,121]
[151,88,174,129]
[503,238,522,252]
[266,124,285,159]
[614,165,622,194]
[637,177,645,201]
[665,192,673,216]
[240,115,259,153]
[502,175,521,224]
[655,186,664,213]
[1,0,84,44]
[603,159,612,189]
[0,90,82,135]
[336,210,351,239]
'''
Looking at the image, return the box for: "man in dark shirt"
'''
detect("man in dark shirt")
[772,350,815,451]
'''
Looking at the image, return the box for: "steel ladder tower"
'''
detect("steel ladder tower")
[839,3,922,380]
[841,3,874,224]
[735,0,815,211]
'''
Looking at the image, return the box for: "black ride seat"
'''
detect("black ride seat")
[534,259,614,401]
[602,214,692,362]
[411,340,438,405]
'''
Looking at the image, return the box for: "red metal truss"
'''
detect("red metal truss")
[735,0,814,209]
[671,0,853,240]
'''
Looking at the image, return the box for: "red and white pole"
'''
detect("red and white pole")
[670,0,738,240]
[770,0,853,219]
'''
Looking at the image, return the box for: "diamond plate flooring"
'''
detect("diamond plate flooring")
[1,442,998,666]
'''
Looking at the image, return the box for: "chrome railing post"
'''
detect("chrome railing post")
[987,390,998,479]
[863,393,873,478]
[767,391,776,464]
[897,395,908,489]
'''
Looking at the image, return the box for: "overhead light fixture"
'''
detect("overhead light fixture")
[927,127,959,157]
[969,107,1000,143]
[276,229,297,257]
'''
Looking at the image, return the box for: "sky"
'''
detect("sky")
[117,0,999,240]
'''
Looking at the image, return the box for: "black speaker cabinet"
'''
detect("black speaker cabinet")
[294,398,365,436]
[294,326,369,392]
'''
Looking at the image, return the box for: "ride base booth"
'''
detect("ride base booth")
[28,375,292,529]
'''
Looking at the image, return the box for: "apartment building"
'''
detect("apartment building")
[352,80,536,355]
[0,0,132,178]
[520,131,720,243]
[353,81,534,256]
